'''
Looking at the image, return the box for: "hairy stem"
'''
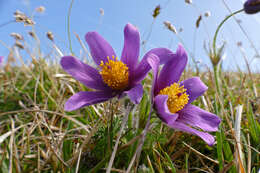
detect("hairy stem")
[212,8,243,95]
[213,9,243,55]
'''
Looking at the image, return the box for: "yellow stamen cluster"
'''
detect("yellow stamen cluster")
[159,83,189,113]
[99,56,129,90]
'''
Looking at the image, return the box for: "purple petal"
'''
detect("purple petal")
[157,44,188,92]
[132,48,174,84]
[124,84,143,104]
[181,77,207,104]
[178,104,221,132]
[60,56,109,90]
[167,121,216,146]
[85,32,116,65]
[154,95,179,124]
[64,91,114,111]
[121,23,140,78]
[147,54,160,98]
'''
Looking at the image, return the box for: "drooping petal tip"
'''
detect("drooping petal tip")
[167,121,216,146]
[178,104,221,132]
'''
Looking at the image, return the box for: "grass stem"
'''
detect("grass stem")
[67,0,75,55]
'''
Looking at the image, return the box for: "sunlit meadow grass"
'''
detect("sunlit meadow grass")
[0,3,260,173]
[0,45,259,172]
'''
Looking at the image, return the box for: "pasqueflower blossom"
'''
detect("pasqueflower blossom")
[147,45,221,145]
[244,0,260,14]
[61,23,173,111]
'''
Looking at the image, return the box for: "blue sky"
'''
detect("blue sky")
[0,0,259,72]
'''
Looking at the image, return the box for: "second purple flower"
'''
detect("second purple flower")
[147,45,221,145]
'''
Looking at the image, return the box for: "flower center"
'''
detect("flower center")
[99,56,129,90]
[158,83,189,114]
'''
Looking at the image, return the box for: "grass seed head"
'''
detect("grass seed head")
[10,33,24,40]
[47,31,54,41]
[152,5,161,18]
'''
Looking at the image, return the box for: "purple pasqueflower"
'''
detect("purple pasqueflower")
[147,45,221,146]
[244,0,260,14]
[60,23,174,111]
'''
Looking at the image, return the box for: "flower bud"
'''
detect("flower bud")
[244,0,260,14]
